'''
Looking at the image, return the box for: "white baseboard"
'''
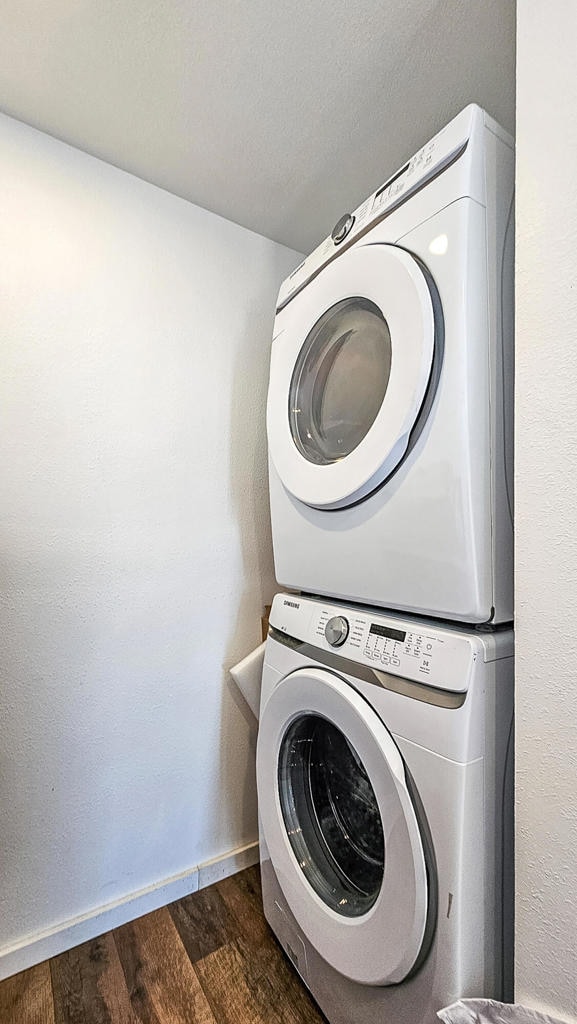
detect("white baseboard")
[0,839,259,982]
[198,838,260,888]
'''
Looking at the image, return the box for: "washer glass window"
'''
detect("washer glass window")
[278,713,385,917]
[289,297,392,465]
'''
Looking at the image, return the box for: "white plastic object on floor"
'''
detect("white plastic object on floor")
[438,1001,567,1024]
[229,642,266,717]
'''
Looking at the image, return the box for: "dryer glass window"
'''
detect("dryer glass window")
[278,713,384,917]
[289,298,392,465]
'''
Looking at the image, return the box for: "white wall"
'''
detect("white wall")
[515,5,577,1021]
[0,113,299,974]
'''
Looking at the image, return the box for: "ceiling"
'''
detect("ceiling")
[0,0,515,254]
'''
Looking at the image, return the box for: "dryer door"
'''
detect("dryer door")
[267,243,440,509]
[256,667,432,986]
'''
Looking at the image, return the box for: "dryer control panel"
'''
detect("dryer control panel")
[275,106,479,313]
[268,593,513,693]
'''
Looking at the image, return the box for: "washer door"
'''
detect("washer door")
[267,243,438,509]
[257,668,430,986]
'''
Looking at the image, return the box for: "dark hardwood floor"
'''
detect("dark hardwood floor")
[0,866,325,1024]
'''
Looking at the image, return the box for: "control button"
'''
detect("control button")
[325,615,350,647]
[331,214,355,245]
[390,656,400,667]
[381,653,390,665]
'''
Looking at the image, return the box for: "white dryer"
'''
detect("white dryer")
[257,593,514,1024]
[267,105,514,624]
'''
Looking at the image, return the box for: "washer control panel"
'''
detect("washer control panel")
[269,594,487,693]
[314,607,460,683]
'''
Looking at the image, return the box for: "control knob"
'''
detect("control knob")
[331,213,355,244]
[325,615,349,647]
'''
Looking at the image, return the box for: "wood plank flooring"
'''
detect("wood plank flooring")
[0,867,325,1024]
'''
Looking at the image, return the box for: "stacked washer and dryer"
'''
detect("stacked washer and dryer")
[256,104,515,1024]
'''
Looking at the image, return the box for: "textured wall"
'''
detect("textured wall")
[0,114,298,961]
[515,5,577,1020]
[0,0,515,251]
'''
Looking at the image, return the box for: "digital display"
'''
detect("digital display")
[375,162,410,200]
[369,623,406,642]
